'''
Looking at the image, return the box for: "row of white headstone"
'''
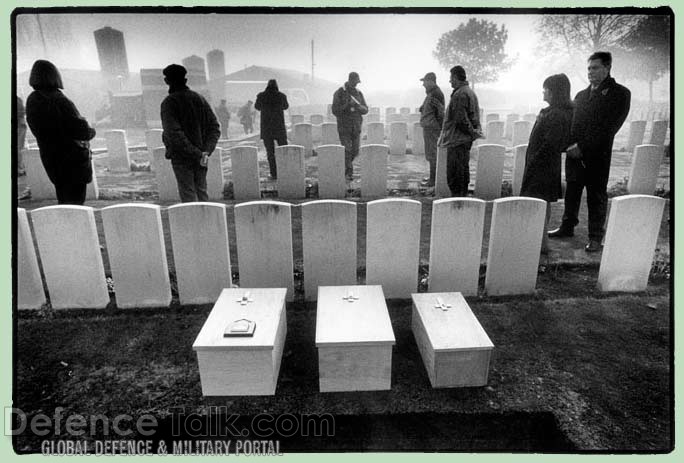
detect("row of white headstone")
[17,194,665,311]
[625,120,670,151]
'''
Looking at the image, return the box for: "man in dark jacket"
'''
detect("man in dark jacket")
[161,64,221,202]
[439,65,482,196]
[419,72,445,187]
[332,72,368,180]
[548,52,631,252]
[255,79,289,179]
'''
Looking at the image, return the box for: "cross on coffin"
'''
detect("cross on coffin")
[236,291,254,305]
[342,289,360,303]
[434,297,452,311]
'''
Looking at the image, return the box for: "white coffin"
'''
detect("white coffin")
[316,285,396,392]
[411,292,493,388]
[192,287,287,396]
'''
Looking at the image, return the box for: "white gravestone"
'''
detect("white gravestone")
[412,123,425,155]
[359,144,388,198]
[385,107,397,120]
[145,129,163,168]
[312,124,323,143]
[486,113,500,123]
[627,144,664,195]
[366,113,381,123]
[598,195,666,292]
[317,144,347,199]
[17,208,46,309]
[626,120,647,152]
[24,149,98,201]
[435,146,450,197]
[168,202,232,305]
[389,122,408,155]
[101,204,171,309]
[399,107,411,117]
[321,122,340,145]
[290,114,305,125]
[485,120,504,145]
[408,113,421,126]
[104,130,131,172]
[523,113,537,123]
[366,199,422,298]
[649,120,668,146]
[152,147,179,202]
[234,201,295,301]
[367,122,385,145]
[474,144,506,200]
[512,120,532,147]
[31,206,109,309]
[428,198,486,295]
[505,113,519,139]
[227,146,261,200]
[275,145,306,199]
[485,197,546,295]
[512,144,528,196]
[310,114,325,125]
[207,149,224,200]
[301,200,357,300]
[293,123,313,157]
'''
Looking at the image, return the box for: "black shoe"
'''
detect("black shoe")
[548,227,574,238]
[585,240,603,253]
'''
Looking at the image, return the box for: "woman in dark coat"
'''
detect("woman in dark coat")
[254,80,289,179]
[26,60,96,205]
[520,73,573,253]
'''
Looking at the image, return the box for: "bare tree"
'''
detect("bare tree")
[433,18,514,89]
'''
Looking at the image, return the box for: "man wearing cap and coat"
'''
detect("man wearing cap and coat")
[161,63,221,202]
[418,72,445,187]
[332,72,369,180]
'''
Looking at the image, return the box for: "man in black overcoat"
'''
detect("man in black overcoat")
[549,52,631,252]
[255,79,289,179]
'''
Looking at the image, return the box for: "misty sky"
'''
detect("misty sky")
[15,11,668,102]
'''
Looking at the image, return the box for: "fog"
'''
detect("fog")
[15,11,670,115]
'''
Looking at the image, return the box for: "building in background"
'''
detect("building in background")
[93,26,129,91]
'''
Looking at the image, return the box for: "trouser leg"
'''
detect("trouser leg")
[55,181,87,205]
[338,129,354,177]
[447,144,470,196]
[194,165,209,202]
[263,137,277,177]
[560,180,584,230]
[172,163,198,202]
[586,177,609,242]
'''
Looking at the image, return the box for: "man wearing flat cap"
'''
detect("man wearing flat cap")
[160,63,220,202]
[418,72,445,188]
[332,71,369,181]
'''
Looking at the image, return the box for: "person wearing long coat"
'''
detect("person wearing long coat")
[255,80,289,179]
[520,73,573,253]
[25,60,96,205]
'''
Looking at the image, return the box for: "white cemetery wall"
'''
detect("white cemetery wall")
[152,147,179,202]
[275,145,306,199]
[428,198,486,295]
[317,144,347,199]
[31,206,109,309]
[101,204,171,309]
[301,200,357,300]
[234,201,295,301]
[227,146,261,200]
[168,202,232,304]
[598,194,666,292]
[359,144,388,198]
[512,144,528,196]
[485,197,546,295]
[627,144,664,195]
[366,199,422,298]
[17,208,46,309]
[104,130,131,172]
[389,122,408,155]
[474,144,506,200]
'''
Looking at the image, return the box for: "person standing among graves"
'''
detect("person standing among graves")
[418,72,445,188]
[215,99,231,139]
[520,74,574,254]
[16,95,32,200]
[548,52,631,252]
[438,65,482,196]
[238,100,255,134]
[255,79,289,179]
[332,71,368,181]
[25,60,96,205]
[160,64,221,202]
